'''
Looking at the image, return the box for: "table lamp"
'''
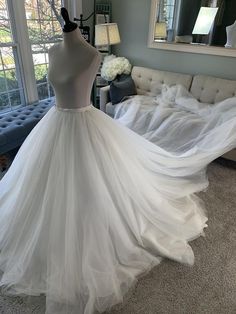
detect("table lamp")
[95,23,121,49]
[192,7,218,35]
[154,22,167,41]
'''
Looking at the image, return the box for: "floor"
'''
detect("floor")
[0,159,235,314]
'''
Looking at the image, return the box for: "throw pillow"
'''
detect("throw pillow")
[109,74,137,105]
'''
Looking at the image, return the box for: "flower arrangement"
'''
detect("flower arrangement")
[101,55,132,81]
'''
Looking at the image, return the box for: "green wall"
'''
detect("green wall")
[111,0,236,80]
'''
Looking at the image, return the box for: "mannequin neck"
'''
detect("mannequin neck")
[62,27,85,47]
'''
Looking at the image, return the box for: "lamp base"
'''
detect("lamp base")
[190,42,207,46]
[154,39,167,42]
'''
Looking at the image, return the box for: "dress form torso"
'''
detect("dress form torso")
[225,21,236,48]
[48,27,101,109]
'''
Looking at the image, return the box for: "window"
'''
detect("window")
[0,0,78,114]
[25,0,62,100]
[0,0,25,112]
[159,0,176,30]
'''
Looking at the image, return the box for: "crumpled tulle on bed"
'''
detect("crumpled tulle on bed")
[114,85,236,171]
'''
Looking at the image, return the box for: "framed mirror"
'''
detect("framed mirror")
[148,0,236,57]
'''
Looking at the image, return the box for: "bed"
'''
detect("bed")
[100,66,236,161]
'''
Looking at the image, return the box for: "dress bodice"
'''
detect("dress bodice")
[48,28,101,110]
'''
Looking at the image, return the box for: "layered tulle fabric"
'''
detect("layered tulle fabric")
[114,85,236,169]
[0,105,208,314]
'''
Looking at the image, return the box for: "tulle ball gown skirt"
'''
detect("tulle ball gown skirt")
[0,104,207,314]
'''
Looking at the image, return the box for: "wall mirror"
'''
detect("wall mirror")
[148,0,236,57]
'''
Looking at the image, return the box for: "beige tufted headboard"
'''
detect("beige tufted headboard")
[131,67,236,105]
[131,66,192,96]
[190,75,236,104]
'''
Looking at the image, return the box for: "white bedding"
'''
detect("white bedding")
[114,85,236,168]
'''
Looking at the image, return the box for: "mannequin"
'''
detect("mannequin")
[48,8,101,109]
[61,7,77,33]
[225,20,236,48]
[0,6,213,314]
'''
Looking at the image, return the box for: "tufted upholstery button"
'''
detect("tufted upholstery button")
[201,87,204,91]
[149,78,152,81]
[137,86,139,89]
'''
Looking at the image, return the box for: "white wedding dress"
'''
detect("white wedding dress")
[0,29,208,314]
[114,86,236,165]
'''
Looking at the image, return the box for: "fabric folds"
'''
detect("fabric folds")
[0,105,208,313]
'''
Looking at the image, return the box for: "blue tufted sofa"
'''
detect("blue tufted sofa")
[0,98,55,155]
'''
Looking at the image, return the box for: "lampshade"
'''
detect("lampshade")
[95,23,121,46]
[154,22,167,39]
[192,7,218,35]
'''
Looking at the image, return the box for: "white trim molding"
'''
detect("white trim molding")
[148,0,236,58]
[73,0,83,18]
[8,0,38,104]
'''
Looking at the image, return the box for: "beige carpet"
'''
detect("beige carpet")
[0,159,235,314]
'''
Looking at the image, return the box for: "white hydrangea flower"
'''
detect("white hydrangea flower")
[101,56,132,81]
[103,54,116,64]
